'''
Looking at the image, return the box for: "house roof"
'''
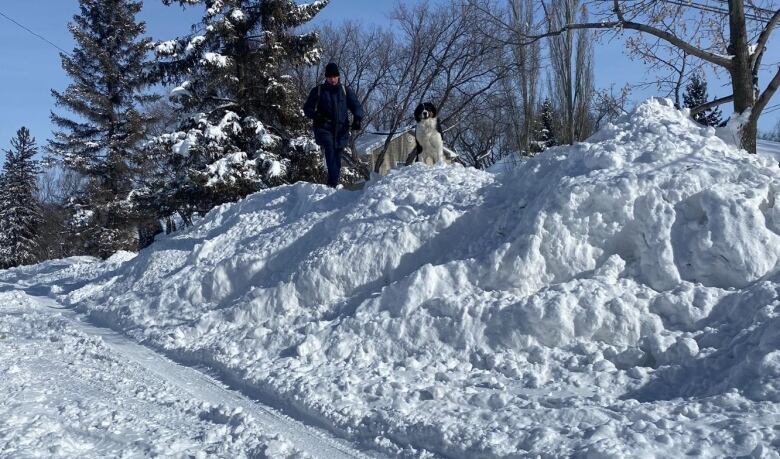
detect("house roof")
[354,126,415,156]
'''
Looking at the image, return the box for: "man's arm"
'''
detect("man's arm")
[303,86,319,119]
[345,87,364,122]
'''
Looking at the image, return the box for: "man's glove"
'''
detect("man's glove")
[314,112,331,125]
[351,119,362,131]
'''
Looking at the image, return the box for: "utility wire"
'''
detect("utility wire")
[0,9,70,56]
[595,0,774,22]
[762,102,780,114]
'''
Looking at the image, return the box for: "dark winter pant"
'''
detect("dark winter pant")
[317,134,342,188]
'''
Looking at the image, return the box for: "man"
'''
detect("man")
[303,62,364,188]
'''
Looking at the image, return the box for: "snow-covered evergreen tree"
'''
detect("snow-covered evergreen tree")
[0,128,42,269]
[683,73,723,127]
[530,98,557,154]
[137,0,329,225]
[47,0,158,258]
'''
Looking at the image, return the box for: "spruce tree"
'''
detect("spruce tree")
[683,73,723,127]
[530,98,557,154]
[0,128,42,269]
[47,0,158,258]
[137,0,329,225]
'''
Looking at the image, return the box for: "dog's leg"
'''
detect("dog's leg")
[432,133,444,165]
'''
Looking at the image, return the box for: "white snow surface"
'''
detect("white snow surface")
[8,99,780,457]
[205,151,258,187]
[186,35,206,53]
[759,139,780,164]
[202,52,231,68]
[0,289,309,458]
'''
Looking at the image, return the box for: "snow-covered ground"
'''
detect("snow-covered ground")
[3,98,780,457]
[0,291,312,458]
[759,139,780,164]
[0,262,370,458]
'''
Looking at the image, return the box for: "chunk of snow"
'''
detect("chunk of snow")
[201,52,230,68]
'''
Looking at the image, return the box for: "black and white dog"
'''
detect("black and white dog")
[414,102,445,165]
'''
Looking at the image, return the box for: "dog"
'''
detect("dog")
[413,102,445,165]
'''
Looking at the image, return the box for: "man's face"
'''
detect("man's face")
[326,75,339,85]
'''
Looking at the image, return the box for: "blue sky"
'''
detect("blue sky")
[0,0,778,154]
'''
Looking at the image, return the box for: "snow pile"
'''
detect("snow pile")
[60,98,780,457]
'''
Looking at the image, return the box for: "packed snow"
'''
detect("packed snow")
[0,289,309,458]
[4,98,780,457]
[759,139,780,164]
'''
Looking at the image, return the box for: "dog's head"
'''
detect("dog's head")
[414,102,438,122]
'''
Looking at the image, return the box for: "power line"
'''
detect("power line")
[595,0,775,22]
[0,9,70,56]
[763,102,780,114]
[708,0,778,16]
[656,0,771,22]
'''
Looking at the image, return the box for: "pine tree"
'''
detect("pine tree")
[530,98,557,154]
[47,0,158,258]
[137,0,329,225]
[0,128,42,269]
[683,73,723,127]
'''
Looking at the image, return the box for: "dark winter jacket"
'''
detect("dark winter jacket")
[303,83,364,150]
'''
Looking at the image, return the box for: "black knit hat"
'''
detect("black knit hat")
[325,62,340,77]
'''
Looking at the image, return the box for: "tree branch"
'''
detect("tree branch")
[552,21,732,68]
[751,8,780,71]
[750,66,780,124]
[470,0,733,68]
[690,94,734,114]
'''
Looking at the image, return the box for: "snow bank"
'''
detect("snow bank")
[60,98,780,457]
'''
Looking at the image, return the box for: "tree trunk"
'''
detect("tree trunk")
[729,0,757,153]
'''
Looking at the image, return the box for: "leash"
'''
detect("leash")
[363,119,459,137]
[364,124,415,137]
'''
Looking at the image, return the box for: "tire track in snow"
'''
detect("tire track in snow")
[29,295,374,459]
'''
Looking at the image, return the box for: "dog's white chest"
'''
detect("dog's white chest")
[415,118,444,164]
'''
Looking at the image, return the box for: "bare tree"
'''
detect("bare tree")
[546,0,595,144]
[507,0,543,153]
[292,1,512,176]
[315,22,397,176]
[36,162,87,260]
[630,41,700,109]
[472,0,780,153]
[619,2,708,108]
[592,84,632,130]
[449,92,515,168]
[370,0,509,174]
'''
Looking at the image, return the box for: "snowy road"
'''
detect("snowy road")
[0,288,372,458]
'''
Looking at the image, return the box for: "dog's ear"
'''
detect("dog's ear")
[414,103,424,122]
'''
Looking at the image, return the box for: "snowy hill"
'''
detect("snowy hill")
[12,98,780,457]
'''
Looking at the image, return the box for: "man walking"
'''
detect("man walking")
[303,62,364,188]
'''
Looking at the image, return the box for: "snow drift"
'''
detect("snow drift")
[56,98,780,457]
